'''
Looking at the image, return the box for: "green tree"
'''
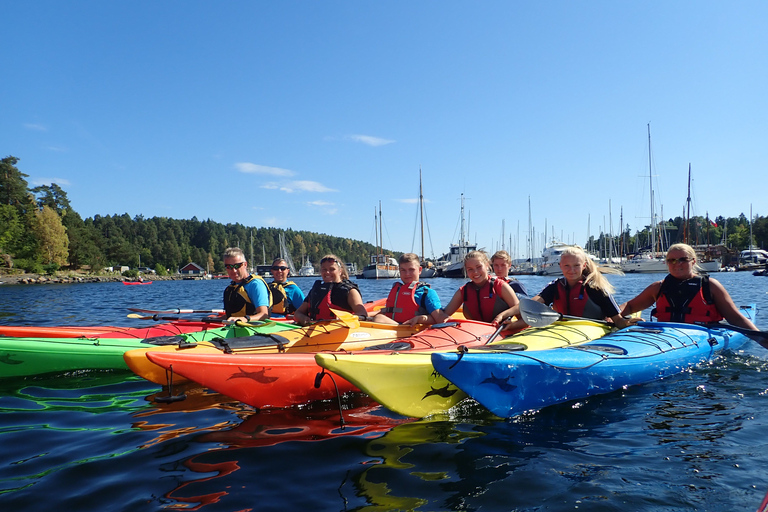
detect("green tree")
[0,156,35,214]
[32,205,69,265]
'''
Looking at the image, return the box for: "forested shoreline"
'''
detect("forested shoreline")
[1,155,766,279]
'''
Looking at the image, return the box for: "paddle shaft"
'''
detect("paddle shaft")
[128,307,225,315]
[126,313,269,326]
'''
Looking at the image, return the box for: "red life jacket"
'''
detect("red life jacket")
[307,279,359,321]
[461,277,507,323]
[654,275,723,323]
[551,278,605,319]
[381,282,429,323]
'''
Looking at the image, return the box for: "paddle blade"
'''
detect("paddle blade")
[328,308,361,329]
[519,298,562,328]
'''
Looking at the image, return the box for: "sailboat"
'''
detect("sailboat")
[361,201,399,279]
[298,255,315,276]
[621,124,669,273]
[278,232,298,275]
[440,194,477,278]
[682,164,721,272]
[415,168,436,278]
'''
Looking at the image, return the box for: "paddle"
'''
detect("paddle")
[485,318,512,345]
[126,313,270,326]
[328,308,361,329]
[128,307,225,315]
[698,321,768,346]
[519,298,610,328]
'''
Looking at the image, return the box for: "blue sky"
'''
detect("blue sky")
[2,1,766,261]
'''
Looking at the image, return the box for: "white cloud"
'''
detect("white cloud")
[280,180,337,193]
[46,145,68,152]
[397,198,419,204]
[24,123,47,131]
[346,134,395,147]
[31,177,71,186]
[235,162,296,177]
[308,200,334,206]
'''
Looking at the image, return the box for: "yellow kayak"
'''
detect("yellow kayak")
[315,319,615,418]
[124,312,425,385]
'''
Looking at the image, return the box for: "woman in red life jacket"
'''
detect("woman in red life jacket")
[293,254,368,326]
[371,253,444,326]
[507,245,632,330]
[441,250,520,325]
[621,243,758,330]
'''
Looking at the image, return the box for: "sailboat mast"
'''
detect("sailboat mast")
[647,123,656,256]
[419,168,425,262]
[684,163,691,244]
[378,200,383,258]
[460,194,466,258]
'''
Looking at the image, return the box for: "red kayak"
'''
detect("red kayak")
[0,321,228,339]
[145,318,501,409]
[123,281,152,285]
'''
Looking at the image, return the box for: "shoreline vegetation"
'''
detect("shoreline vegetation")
[0,272,192,286]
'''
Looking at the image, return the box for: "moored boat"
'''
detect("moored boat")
[431,304,757,418]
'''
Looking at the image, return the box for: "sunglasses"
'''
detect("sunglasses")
[665,257,692,265]
[225,262,246,270]
[271,266,289,271]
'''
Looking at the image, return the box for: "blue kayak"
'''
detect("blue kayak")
[431,304,758,418]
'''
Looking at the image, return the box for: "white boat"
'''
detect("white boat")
[361,254,400,279]
[537,241,577,276]
[360,201,399,279]
[298,256,315,276]
[439,194,477,278]
[739,248,768,271]
[621,124,669,274]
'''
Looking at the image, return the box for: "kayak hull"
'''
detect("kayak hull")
[0,321,295,378]
[316,319,613,417]
[142,318,503,408]
[431,305,757,418]
[125,319,425,385]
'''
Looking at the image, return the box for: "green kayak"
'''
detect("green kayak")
[0,320,297,378]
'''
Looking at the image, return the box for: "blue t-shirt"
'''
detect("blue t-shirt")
[284,283,306,310]
[414,285,442,314]
[269,282,306,317]
[243,277,271,309]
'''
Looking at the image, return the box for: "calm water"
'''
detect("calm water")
[1,273,767,511]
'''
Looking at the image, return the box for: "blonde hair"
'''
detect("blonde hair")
[319,254,349,280]
[666,243,703,274]
[560,246,618,295]
[491,250,512,265]
[464,250,491,278]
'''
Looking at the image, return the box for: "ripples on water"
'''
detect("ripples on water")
[1,273,767,511]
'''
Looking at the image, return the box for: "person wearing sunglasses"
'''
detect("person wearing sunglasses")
[293,254,368,326]
[222,247,272,322]
[621,243,757,330]
[268,258,305,317]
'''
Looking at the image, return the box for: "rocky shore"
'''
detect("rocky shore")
[0,273,185,286]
